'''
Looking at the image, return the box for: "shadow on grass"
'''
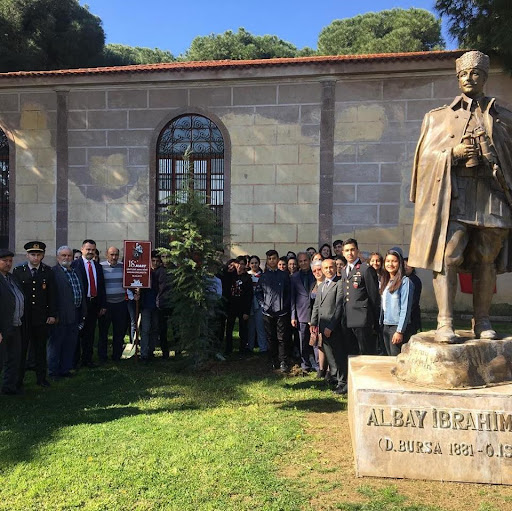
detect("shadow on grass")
[277,397,347,413]
[0,353,309,469]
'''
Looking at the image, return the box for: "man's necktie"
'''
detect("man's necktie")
[31,267,37,277]
[87,261,97,297]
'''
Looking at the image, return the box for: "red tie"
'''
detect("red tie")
[87,261,97,297]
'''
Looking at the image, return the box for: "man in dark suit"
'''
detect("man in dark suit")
[310,258,345,393]
[341,238,380,357]
[255,250,291,372]
[291,251,316,372]
[13,241,57,388]
[71,239,106,367]
[48,246,87,379]
[0,248,25,395]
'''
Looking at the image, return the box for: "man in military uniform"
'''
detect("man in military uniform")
[409,51,512,342]
[340,238,380,357]
[13,241,56,387]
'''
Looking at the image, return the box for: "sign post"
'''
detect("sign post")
[123,240,152,360]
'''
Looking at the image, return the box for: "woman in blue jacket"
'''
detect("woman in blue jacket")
[379,247,414,356]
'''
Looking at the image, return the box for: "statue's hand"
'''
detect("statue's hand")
[453,143,478,161]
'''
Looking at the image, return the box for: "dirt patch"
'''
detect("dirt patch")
[286,407,512,510]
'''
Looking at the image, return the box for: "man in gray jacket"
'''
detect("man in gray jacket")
[310,259,345,394]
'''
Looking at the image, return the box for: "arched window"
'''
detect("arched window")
[0,129,9,249]
[156,114,224,247]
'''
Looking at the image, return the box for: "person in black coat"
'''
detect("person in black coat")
[224,256,253,355]
[0,249,25,395]
[71,239,106,367]
[12,241,57,387]
[404,257,423,335]
[255,250,291,372]
[339,239,380,392]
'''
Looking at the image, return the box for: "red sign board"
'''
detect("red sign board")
[123,240,152,288]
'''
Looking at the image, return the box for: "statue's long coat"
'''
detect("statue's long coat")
[409,95,512,274]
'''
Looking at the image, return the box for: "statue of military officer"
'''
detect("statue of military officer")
[409,51,512,343]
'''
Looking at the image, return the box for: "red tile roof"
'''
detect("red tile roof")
[0,50,464,78]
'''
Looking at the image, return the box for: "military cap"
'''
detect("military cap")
[24,241,46,252]
[0,248,14,258]
[456,51,490,75]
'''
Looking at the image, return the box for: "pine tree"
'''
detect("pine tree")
[157,148,225,366]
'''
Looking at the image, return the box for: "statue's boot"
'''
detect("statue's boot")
[433,267,458,343]
[472,263,498,340]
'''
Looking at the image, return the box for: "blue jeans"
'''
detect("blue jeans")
[248,307,267,352]
[297,321,317,370]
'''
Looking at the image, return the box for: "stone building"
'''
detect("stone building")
[0,50,511,308]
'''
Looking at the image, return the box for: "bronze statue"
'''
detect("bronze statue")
[409,51,512,343]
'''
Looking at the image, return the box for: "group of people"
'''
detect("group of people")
[0,239,176,395]
[0,236,422,397]
[219,239,422,394]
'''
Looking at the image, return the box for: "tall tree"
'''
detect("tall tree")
[184,27,302,61]
[317,8,445,55]
[157,149,225,367]
[0,0,105,72]
[435,0,512,70]
[102,44,175,66]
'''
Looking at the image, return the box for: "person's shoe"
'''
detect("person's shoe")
[474,321,498,340]
[316,369,326,379]
[434,325,458,344]
[215,352,226,361]
[61,372,73,378]
[86,362,98,368]
[37,379,51,387]
[333,384,348,395]
[279,362,288,373]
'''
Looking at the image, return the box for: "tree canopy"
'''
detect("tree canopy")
[435,0,512,70]
[0,0,105,72]
[102,44,175,66]
[317,8,445,56]
[184,27,312,61]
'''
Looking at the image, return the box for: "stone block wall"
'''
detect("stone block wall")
[0,57,511,310]
[332,72,512,260]
[64,81,320,257]
[0,92,58,253]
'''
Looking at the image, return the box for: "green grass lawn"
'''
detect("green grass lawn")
[0,356,329,511]
[2,338,512,511]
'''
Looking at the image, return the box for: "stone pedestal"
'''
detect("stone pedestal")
[348,356,512,485]
[393,331,512,389]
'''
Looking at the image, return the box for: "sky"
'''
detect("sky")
[80,0,457,56]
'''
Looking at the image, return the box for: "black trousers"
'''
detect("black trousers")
[158,307,172,357]
[1,326,22,393]
[338,325,375,384]
[76,298,100,366]
[225,308,248,354]
[263,313,290,366]
[19,322,48,385]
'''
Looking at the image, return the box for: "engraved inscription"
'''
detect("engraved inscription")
[367,407,512,432]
